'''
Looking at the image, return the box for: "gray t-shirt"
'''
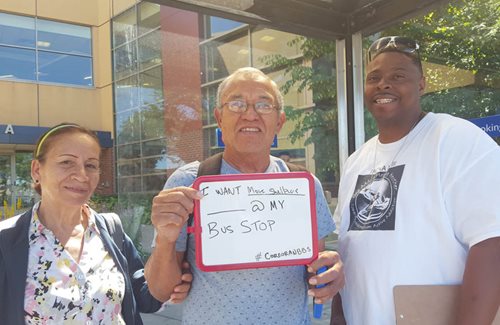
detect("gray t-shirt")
[165,156,336,325]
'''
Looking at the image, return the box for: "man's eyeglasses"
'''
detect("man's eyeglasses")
[222,100,277,115]
[367,36,420,63]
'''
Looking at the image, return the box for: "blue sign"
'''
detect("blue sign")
[0,124,113,148]
[216,128,278,147]
[469,114,500,138]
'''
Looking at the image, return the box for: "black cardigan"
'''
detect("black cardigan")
[0,207,162,324]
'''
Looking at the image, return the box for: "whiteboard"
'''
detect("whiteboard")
[191,172,318,272]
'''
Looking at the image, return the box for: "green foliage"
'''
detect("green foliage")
[385,0,500,146]
[385,0,500,87]
[89,194,118,212]
[262,0,499,162]
[260,37,339,183]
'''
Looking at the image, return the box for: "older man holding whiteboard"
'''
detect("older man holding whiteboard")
[145,67,344,324]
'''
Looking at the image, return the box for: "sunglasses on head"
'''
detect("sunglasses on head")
[367,36,420,63]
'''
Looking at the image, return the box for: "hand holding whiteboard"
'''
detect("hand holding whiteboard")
[190,172,319,272]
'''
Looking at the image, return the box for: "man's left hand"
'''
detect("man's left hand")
[307,251,345,304]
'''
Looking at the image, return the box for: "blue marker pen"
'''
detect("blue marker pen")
[313,266,328,319]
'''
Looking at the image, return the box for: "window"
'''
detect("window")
[112,5,167,195]
[0,13,92,86]
[363,0,500,144]
[205,17,244,38]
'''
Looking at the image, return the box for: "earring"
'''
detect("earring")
[35,179,39,184]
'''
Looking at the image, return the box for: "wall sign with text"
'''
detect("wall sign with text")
[190,172,318,272]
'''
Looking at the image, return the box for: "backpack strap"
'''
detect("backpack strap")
[285,161,307,172]
[101,212,125,252]
[197,152,224,177]
[186,152,224,230]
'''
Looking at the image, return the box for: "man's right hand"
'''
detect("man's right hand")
[151,186,203,244]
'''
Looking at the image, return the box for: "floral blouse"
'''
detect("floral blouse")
[24,204,125,324]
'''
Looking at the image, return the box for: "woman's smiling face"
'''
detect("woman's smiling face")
[32,132,101,207]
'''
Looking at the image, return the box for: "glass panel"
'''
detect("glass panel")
[268,69,309,108]
[118,159,141,176]
[117,176,142,193]
[202,33,249,82]
[0,13,35,48]
[115,75,139,112]
[142,138,166,157]
[116,143,141,159]
[143,174,167,192]
[112,7,137,48]
[0,155,11,210]
[37,52,92,86]
[138,2,160,35]
[364,0,500,144]
[142,156,168,174]
[0,46,36,81]
[37,19,91,55]
[204,127,218,154]
[207,17,244,38]
[141,103,165,140]
[143,152,185,173]
[116,108,141,144]
[252,28,301,68]
[138,30,162,71]
[139,66,163,106]
[114,42,137,81]
[14,152,36,209]
[201,86,218,125]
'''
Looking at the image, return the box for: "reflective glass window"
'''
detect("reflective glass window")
[117,176,142,193]
[116,143,141,160]
[115,75,140,112]
[142,138,167,156]
[143,174,167,192]
[142,156,168,174]
[268,69,309,108]
[207,17,244,38]
[138,2,160,35]
[252,28,301,68]
[141,102,166,140]
[118,159,141,176]
[363,0,500,144]
[15,152,36,207]
[113,7,137,48]
[139,66,163,106]
[38,52,92,86]
[116,108,141,144]
[0,13,92,86]
[138,30,162,71]
[0,13,35,47]
[114,42,138,81]
[201,86,217,125]
[202,33,249,82]
[37,19,91,55]
[0,46,36,80]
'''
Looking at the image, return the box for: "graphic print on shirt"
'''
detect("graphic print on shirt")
[348,165,404,231]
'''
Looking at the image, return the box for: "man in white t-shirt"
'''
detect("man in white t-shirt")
[331,36,500,325]
[144,67,345,324]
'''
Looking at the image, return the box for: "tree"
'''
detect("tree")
[260,38,339,184]
[262,0,500,162]
[385,0,500,117]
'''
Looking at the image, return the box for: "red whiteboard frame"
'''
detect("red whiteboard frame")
[191,172,318,272]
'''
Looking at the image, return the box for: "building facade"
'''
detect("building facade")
[1,0,498,230]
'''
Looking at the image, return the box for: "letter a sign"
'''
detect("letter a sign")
[4,124,14,135]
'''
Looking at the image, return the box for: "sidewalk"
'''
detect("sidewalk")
[141,296,332,324]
